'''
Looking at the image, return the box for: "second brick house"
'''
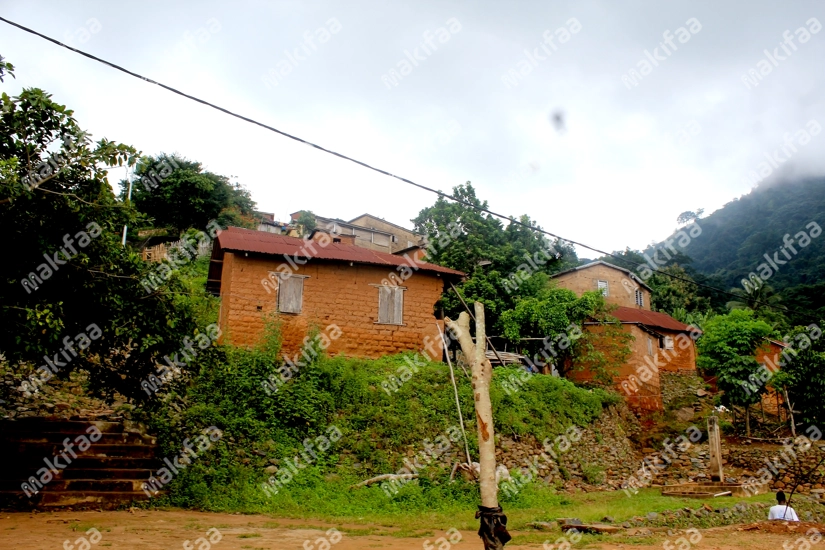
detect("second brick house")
[551,261,699,412]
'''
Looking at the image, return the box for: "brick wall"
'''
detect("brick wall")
[567,325,664,412]
[219,252,445,360]
[552,264,650,310]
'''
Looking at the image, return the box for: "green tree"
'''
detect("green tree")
[770,324,825,429]
[412,182,575,330]
[296,210,317,236]
[499,287,632,383]
[648,264,713,315]
[125,154,255,235]
[696,310,773,434]
[1,66,199,399]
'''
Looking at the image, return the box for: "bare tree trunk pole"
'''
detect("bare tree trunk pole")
[783,387,797,438]
[445,307,498,508]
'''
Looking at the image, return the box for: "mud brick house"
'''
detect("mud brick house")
[551,261,699,412]
[207,227,463,359]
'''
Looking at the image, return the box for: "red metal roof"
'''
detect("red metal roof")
[610,306,694,332]
[214,227,464,276]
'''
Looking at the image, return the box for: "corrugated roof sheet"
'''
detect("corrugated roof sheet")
[215,227,464,276]
[610,306,694,332]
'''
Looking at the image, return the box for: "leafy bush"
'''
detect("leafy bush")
[139,332,617,513]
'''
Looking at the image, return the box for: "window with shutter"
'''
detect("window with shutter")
[277,276,305,314]
[377,285,405,325]
[597,280,609,296]
[647,337,653,356]
[635,289,644,307]
[664,336,674,350]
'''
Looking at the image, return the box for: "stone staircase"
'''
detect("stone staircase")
[0,417,163,509]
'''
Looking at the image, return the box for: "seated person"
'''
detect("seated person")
[768,490,800,521]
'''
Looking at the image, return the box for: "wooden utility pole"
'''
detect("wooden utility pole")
[445,302,510,549]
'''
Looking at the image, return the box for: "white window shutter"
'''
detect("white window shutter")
[392,287,404,324]
[378,286,392,324]
[377,286,404,325]
[278,276,304,314]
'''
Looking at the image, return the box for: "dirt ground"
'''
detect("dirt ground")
[0,510,820,549]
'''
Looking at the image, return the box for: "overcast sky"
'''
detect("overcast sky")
[1,0,824,253]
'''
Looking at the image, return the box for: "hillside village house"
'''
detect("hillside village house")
[551,261,699,412]
[290,212,423,254]
[207,227,463,359]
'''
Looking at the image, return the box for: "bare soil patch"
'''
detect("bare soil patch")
[0,511,820,549]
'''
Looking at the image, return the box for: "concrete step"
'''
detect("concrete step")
[0,419,126,434]
[3,432,155,445]
[5,442,159,459]
[0,478,149,492]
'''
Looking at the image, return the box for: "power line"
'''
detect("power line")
[0,16,815,324]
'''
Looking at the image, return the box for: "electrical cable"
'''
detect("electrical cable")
[0,15,816,324]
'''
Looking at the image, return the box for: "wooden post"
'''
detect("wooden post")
[707,416,724,482]
[446,305,498,508]
[783,387,797,438]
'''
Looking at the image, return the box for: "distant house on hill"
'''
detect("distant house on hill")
[550,261,699,412]
[290,212,423,254]
[207,227,463,359]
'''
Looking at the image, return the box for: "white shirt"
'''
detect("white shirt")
[769,504,800,521]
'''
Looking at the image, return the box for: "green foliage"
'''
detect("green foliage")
[499,286,633,383]
[0,77,199,399]
[412,182,577,330]
[0,54,14,82]
[696,310,773,407]
[500,287,601,343]
[770,324,825,428]
[580,463,605,484]
[125,153,256,235]
[142,324,613,512]
[296,210,317,236]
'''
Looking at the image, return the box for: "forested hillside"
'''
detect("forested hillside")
[674,177,825,290]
